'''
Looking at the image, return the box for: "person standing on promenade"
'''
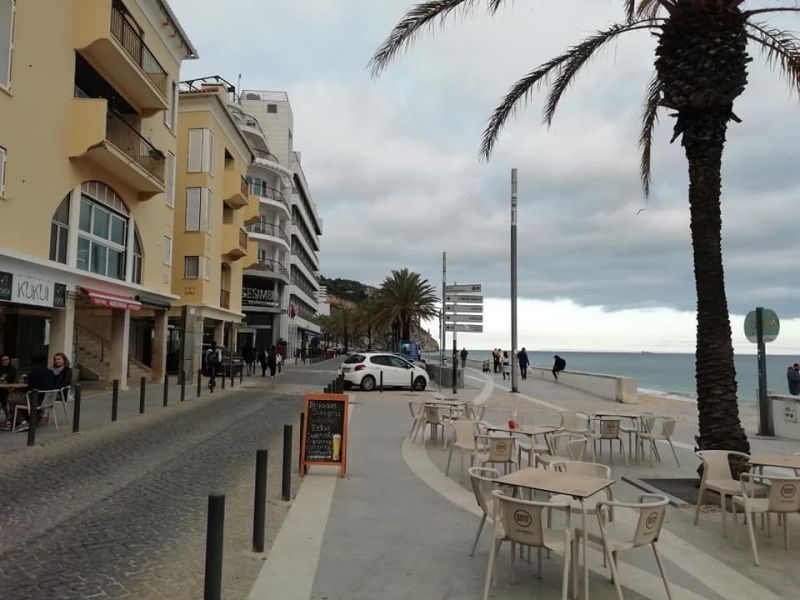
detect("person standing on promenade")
[267,346,278,378]
[502,351,510,380]
[258,347,268,377]
[552,355,566,381]
[492,348,501,373]
[517,348,530,380]
[459,348,468,368]
[787,363,800,395]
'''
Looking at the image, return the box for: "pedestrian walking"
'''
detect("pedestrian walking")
[258,347,268,377]
[788,363,800,395]
[267,346,278,378]
[206,343,221,391]
[517,347,530,380]
[492,348,501,373]
[243,346,256,376]
[552,354,566,381]
[276,350,282,374]
[502,351,510,380]
[459,348,468,368]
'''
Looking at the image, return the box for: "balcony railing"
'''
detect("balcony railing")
[110,4,167,96]
[106,108,165,182]
[253,148,281,163]
[220,289,231,309]
[239,227,248,251]
[253,258,289,277]
[247,221,289,243]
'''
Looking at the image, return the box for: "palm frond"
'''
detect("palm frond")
[625,0,634,22]
[481,20,657,158]
[639,73,663,196]
[635,0,670,20]
[745,22,800,96]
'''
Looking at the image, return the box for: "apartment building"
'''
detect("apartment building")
[0,0,195,387]
[169,80,256,376]
[237,90,323,357]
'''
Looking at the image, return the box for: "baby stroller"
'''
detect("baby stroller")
[481,359,490,373]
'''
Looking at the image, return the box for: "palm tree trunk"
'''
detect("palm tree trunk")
[683,109,749,456]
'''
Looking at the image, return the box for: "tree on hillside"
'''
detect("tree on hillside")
[371,0,800,459]
[374,268,438,349]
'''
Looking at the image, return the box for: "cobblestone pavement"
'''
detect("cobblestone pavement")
[0,363,338,599]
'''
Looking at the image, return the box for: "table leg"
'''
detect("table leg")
[582,500,589,600]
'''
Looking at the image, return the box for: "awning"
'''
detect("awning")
[135,293,172,310]
[81,288,142,311]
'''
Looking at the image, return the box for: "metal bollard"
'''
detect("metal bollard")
[252,449,268,553]
[111,379,119,421]
[163,373,169,407]
[324,385,330,393]
[281,425,292,501]
[221,368,225,390]
[197,369,202,398]
[230,363,235,388]
[410,371,415,393]
[204,494,225,600]
[180,370,186,402]
[139,376,146,414]
[380,371,383,393]
[72,385,82,433]
[27,388,38,446]
[240,366,243,385]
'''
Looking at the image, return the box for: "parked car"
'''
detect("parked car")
[339,352,429,391]
[201,345,243,376]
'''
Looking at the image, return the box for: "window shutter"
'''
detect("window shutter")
[204,188,213,233]
[185,187,201,230]
[188,129,203,172]
[202,129,214,173]
[0,0,14,88]
[165,152,175,207]
[0,146,5,197]
[163,236,172,266]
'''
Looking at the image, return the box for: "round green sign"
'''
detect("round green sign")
[744,308,780,343]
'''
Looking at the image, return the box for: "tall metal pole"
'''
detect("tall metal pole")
[511,168,519,393]
[756,307,774,436]
[452,282,458,394]
[441,251,446,392]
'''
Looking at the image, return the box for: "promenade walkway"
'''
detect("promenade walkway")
[249,365,800,599]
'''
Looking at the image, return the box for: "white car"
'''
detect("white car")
[339,352,429,391]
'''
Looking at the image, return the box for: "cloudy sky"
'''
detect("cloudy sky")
[171,0,800,353]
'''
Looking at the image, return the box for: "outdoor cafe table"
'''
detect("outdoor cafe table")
[749,452,800,473]
[496,467,615,600]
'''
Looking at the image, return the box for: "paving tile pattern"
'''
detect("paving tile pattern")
[0,387,306,599]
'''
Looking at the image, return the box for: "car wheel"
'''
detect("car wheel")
[361,375,376,391]
[413,376,427,391]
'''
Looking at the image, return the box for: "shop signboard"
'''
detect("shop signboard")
[0,271,66,308]
[242,276,280,308]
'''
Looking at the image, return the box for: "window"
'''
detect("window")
[165,80,178,130]
[0,145,5,197]
[49,194,70,264]
[0,0,14,89]
[267,104,277,114]
[187,128,214,173]
[165,151,175,207]
[184,256,199,279]
[76,195,128,280]
[163,236,172,266]
[185,187,201,230]
[132,230,143,284]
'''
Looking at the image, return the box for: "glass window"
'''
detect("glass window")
[90,243,107,275]
[132,229,142,284]
[77,237,90,271]
[0,0,14,89]
[92,207,110,239]
[79,200,92,232]
[185,188,201,231]
[389,357,411,369]
[163,236,171,266]
[184,256,199,279]
[110,214,126,246]
[343,355,365,365]
[76,192,129,281]
[370,356,391,367]
[108,249,125,280]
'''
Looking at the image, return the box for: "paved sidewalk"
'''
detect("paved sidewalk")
[249,368,800,600]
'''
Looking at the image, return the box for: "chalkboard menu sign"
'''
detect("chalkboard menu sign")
[300,393,349,477]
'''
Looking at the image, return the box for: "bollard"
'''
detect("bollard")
[180,370,186,402]
[230,363,235,388]
[324,385,330,393]
[111,379,119,421]
[380,371,384,393]
[221,368,225,390]
[253,449,268,553]
[72,385,82,433]
[298,412,305,473]
[410,371,415,393]
[163,373,169,407]
[240,366,243,385]
[27,388,38,447]
[281,425,292,501]
[204,494,225,600]
[139,376,146,414]
[197,369,202,398]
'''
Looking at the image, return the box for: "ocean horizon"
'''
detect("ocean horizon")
[442,349,797,404]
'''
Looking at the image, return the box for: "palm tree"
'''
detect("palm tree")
[375,268,438,349]
[371,1,800,456]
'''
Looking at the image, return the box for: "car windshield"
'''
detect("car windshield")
[343,354,365,364]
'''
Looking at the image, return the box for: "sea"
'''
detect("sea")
[446,350,798,405]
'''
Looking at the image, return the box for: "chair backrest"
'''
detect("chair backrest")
[551,460,611,480]
[660,418,676,438]
[560,410,583,430]
[597,419,621,439]
[697,450,749,482]
[547,432,587,458]
[641,415,656,433]
[492,490,569,547]
[36,390,61,410]
[409,401,423,419]
[470,403,486,421]
[742,474,800,513]
[468,467,500,515]
[451,419,476,447]
[60,386,72,402]
[597,494,668,548]
[477,435,516,463]
[425,405,441,424]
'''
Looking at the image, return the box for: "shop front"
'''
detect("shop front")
[241,275,283,352]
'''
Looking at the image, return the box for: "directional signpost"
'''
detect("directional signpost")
[745,307,780,436]
[444,283,484,393]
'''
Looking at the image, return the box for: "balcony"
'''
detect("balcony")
[246,258,290,283]
[247,222,290,249]
[248,179,290,215]
[69,98,166,197]
[224,171,249,209]
[223,225,248,261]
[220,289,231,310]
[73,0,168,112]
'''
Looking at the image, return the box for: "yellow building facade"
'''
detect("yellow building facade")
[0,0,195,387]
[171,82,257,377]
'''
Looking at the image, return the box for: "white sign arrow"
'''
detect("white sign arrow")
[444,304,483,314]
[444,314,483,323]
[444,294,483,304]
[445,324,483,333]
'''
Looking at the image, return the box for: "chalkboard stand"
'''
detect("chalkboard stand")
[299,392,349,478]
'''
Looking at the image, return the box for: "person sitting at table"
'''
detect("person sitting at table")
[51,352,72,389]
[4,356,57,432]
[0,354,18,423]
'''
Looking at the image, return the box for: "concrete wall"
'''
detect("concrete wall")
[527,366,638,404]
